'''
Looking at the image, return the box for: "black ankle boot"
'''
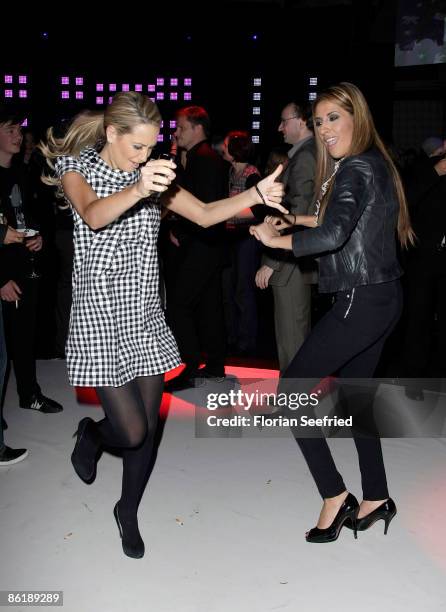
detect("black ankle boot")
[113,502,145,559]
[71,417,101,484]
[306,492,359,543]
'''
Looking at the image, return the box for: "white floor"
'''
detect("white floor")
[1,361,446,612]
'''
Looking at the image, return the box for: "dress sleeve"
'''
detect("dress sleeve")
[55,155,88,180]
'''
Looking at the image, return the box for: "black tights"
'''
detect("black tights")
[95,375,164,520]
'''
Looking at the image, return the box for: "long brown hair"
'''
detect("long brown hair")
[39,91,162,192]
[313,82,414,247]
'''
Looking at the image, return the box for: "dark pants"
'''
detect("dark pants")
[282,280,403,500]
[2,278,41,404]
[403,250,446,377]
[222,232,261,352]
[166,242,226,373]
[54,229,74,355]
[0,307,7,451]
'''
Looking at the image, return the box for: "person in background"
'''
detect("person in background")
[0,106,63,414]
[0,223,28,465]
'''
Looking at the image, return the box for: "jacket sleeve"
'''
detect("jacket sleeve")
[263,149,316,271]
[404,157,441,213]
[285,149,316,215]
[0,224,7,245]
[292,157,372,258]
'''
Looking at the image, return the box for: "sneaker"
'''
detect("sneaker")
[20,393,63,413]
[0,446,29,465]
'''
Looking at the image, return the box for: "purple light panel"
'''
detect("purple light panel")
[135,84,142,92]
[170,120,176,129]
[96,96,104,105]
[96,84,104,91]
[4,90,13,98]
[122,84,130,92]
[61,76,69,85]
[75,77,84,86]
[148,85,155,92]
[109,84,116,92]
[184,78,192,86]
[170,78,178,86]
[19,90,27,98]
[4,75,13,84]
[184,92,192,100]
[61,91,69,99]
[170,92,177,100]
[75,91,84,100]
[156,78,164,86]
[19,76,27,84]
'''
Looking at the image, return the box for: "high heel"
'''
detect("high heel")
[346,498,397,534]
[305,492,359,543]
[113,502,145,559]
[71,417,101,484]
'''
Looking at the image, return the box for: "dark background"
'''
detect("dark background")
[1,0,445,155]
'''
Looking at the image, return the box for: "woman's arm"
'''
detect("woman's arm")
[162,164,287,227]
[250,222,293,250]
[61,158,176,230]
[265,213,317,230]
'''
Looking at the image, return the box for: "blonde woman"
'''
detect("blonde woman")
[40,91,285,558]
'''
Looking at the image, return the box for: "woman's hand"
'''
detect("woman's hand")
[253,165,288,214]
[136,158,176,199]
[249,221,281,247]
[265,215,292,231]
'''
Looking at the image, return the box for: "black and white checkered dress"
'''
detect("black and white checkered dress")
[55,147,181,387]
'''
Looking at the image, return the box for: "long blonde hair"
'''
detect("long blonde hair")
[313,82,414,248]
[39,91,162,191]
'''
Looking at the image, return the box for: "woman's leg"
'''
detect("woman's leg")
[283,282,402,526]
[94,375,164,556]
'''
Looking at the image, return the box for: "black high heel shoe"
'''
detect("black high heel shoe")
[345,498,397,534]
[71,417,101,484]
[306,492,359,543]
[113,502,145,559]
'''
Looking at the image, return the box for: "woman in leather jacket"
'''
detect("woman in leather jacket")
[251,82,414,543]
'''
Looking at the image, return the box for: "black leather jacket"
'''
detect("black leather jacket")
[292,147,402,293]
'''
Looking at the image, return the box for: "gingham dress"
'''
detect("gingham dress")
[55,147,181,387]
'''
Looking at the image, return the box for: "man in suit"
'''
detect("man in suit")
[164,106,228,391]
[255,102,316,372]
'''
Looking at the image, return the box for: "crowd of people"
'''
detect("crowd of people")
[0,84,444,557]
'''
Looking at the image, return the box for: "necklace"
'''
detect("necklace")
[314,157,344,222]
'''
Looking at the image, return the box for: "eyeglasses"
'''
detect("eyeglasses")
[279,115,298,124]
